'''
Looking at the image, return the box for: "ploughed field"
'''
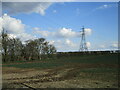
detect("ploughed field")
[2,54,119,88]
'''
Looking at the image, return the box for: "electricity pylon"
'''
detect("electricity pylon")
[79,26,88,52]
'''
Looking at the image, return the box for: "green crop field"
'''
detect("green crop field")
[3,53,118,68]
[2,53,119,88]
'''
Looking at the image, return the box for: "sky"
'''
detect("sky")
[0,2,119,52]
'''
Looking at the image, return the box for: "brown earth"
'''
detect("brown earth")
[2,64,118,88]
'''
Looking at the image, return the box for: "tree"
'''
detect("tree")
[7,38,23,61]
[1,29,57,62]
[24,40,37,60]
[23,38,57,60]
[48,44,57,59]
[36,38,45,60]
[1,29,9,62]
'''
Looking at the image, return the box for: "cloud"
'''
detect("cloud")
[0,18,2,34]
[92,4,118,12]
[86,42,91,48]
[99,45,106,49]
[84,28,92,36]
[53,10,57,13]
[49,40,55,45]
[33,27,40,30]
[97,4,111,9]
[58,28,77,38]
[4,33,36,42]
[65,39,76,47]
[7,34,16,39]
[57,28,92,37]
[0,2,2,16]
[97,42,119,51]
[52,39,77,52]
[94,4,117,11]
[0,14,36,41]
[1,14,25,34]
[3,2,53,15]
[33,28,51,37]
[17,33,36,41]
[34,27,92,38]
[110,43,118,48]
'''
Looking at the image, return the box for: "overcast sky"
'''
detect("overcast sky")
[0,2,118,52]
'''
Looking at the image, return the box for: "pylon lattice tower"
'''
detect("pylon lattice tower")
[79,26,88,52]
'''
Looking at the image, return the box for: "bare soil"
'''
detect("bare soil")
[2,64,118,88]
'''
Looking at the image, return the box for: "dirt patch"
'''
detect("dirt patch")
[2,64,118,88]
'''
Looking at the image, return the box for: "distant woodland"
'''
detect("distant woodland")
[1,29,57,62]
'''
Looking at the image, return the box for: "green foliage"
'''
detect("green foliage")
[1,29,57,62]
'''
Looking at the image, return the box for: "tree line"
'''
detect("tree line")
[1,29,57,62]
